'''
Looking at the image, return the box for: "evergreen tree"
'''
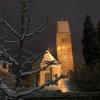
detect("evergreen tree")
[97,21,100,46]
[82,15,98,69]
[69,16,100,92]
[96,21,100,62]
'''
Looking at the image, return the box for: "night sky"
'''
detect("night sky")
[0,0,100,66]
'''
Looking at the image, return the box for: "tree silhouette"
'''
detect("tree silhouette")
[69,15,100,92]
[96,21,100,62]
[0,0,66,99]
[97,21,100,44]
[82,15,99,69]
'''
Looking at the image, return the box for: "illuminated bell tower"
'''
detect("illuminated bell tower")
[56,19,74,73]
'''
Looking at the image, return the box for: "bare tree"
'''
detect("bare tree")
[0,0,67,99]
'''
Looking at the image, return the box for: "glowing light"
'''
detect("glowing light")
[58,79,69,93]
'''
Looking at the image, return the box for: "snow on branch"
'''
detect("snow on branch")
[0,61,12,65]
[0,46,19,66]
[25,16,49,39]
[0,18,21,38]
[0,72,66,99]
[4,40,20,43]
[21,60,56,76]
[21,51,45,67]
[18,72,66,97]
[22,56,30,60]
[21,0,31,40]
[22,49,35,57]
[0,79,17,98]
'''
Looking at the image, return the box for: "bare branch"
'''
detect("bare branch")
[0,61,12,65]
[0,18,21,38]
[21,51,47,67]
[19,0,31,41]
[18,72,66,97]
[22,49,35,57]
[22,55,30,60]
[21,0,31,40]
[0,79,17,98]
[25,16,49,39]
[4,40,20,43]
[0,46,19,66]
[21,60,57,76]
[0,72,66,98]
[24,28,45,41]
[21,21,30,40]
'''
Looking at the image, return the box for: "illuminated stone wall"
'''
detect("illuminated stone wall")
[39,50,62,86]
[56,20,74,73]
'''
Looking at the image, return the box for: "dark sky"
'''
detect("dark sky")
[0,0,100,66]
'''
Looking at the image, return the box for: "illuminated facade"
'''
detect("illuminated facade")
[38,50,68,92]
[39,50,62,86]
[56,20,74,73]
[27,20,74,92]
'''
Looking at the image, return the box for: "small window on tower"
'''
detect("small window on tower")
[62,37,66,43]
[62,38,64,43]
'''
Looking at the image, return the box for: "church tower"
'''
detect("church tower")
[56,20,74,73]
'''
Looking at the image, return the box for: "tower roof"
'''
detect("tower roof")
[57,20,70,33]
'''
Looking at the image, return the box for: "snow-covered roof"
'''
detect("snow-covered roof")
[40,50,56,66]
[41,50,55,62]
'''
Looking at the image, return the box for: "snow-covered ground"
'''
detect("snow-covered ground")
[42,78,77,93]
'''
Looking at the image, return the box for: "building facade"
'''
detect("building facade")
[39,50,62,86]
[56,20,74,73]
[23,20,74,92]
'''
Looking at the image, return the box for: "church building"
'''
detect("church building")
[22,19,74,92]
[56,20,74,73]
[32,19,74,92]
